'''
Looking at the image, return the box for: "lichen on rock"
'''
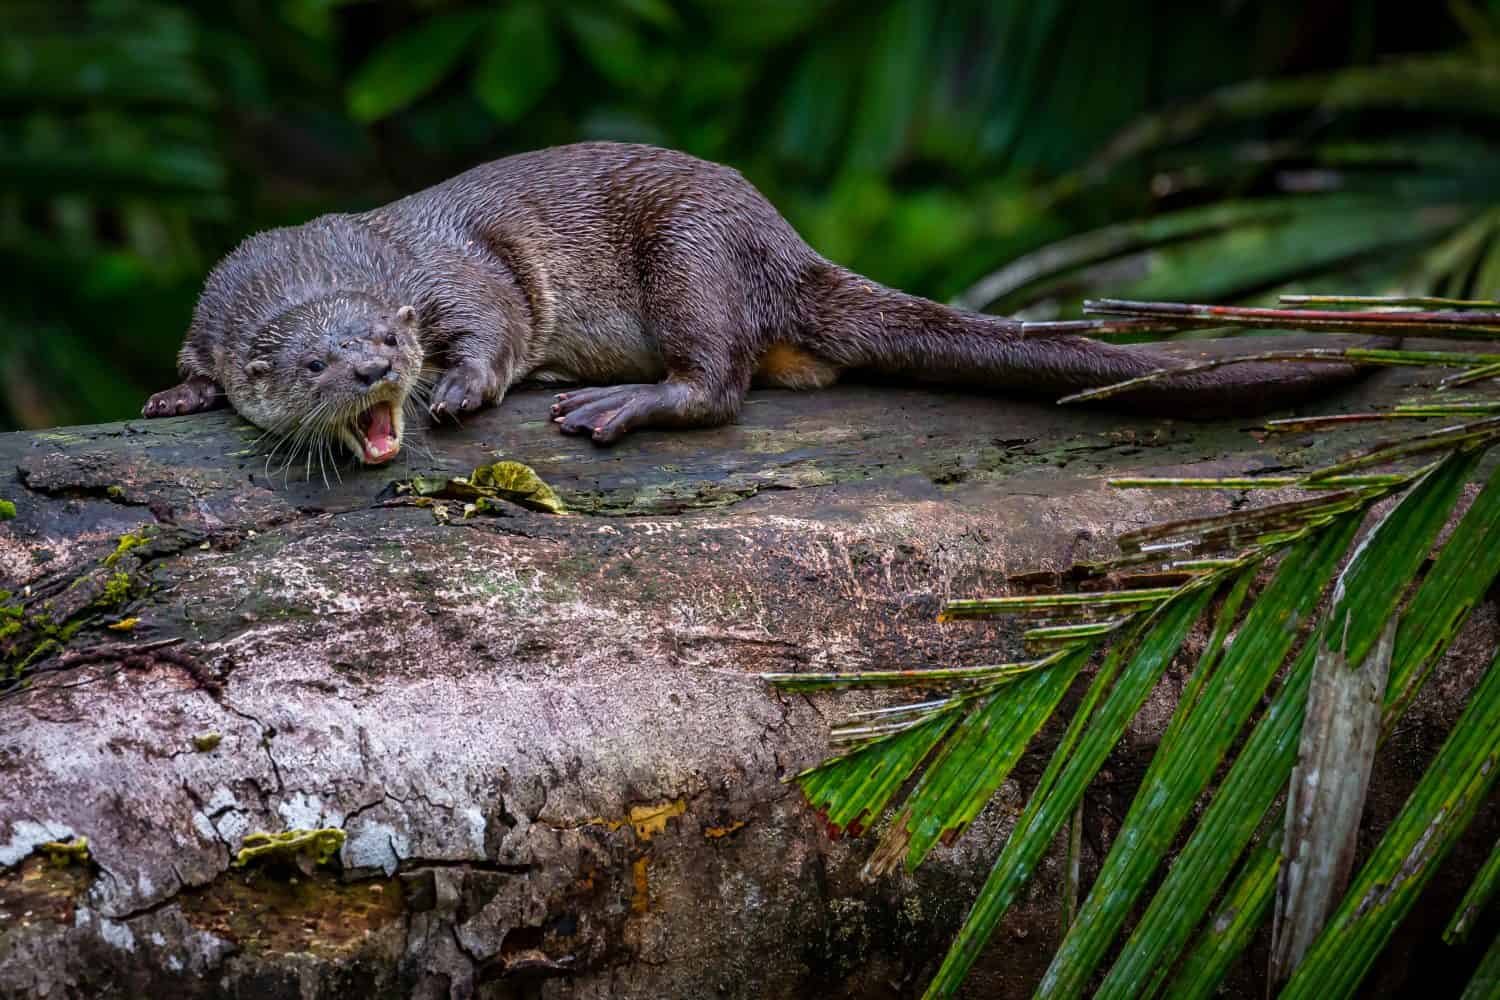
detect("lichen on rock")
[234,829,347,873]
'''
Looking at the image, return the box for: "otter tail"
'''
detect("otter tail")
[795,263,1370,418]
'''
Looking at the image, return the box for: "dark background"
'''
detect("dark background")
[2,0,1497,430]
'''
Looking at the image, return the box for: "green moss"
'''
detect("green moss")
[234,829,346,870]
[38,836,90,867]
[100,572,133,606]
[3,537,150,678]
[102,531,150,568]
[0,499,15,520]
[11,638,60,676]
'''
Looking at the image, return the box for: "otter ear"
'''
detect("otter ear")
[397,305,417,326]
[244,359,271,378]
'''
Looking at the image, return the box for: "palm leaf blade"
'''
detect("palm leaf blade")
[1163,453,1500,996]
[1446,837,1500,944]
[867,647,1089,875]
[1033,519,1362,998]
[1280,643,1500,999]
[1269,617,1394,983]
[791,709,960,839]
[1163,834,1282,1000]
[921,585,1216,997]
[1092,451,1480,996]
[1385,461,1500,726]
[1461,927,1500,1000]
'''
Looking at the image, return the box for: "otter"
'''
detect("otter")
[143,142,1367,463]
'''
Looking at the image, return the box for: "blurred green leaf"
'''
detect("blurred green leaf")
[347,11,488,122]
[472,3,560,124]
[843,0,931,172]
[616,0,680,30]
[690,0,832,48]
[565,7,659,94]
[0,142,226,199]
[1090,54,1500,178]
[772,30,859,175]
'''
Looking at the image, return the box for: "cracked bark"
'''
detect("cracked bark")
[1,337,1497,999]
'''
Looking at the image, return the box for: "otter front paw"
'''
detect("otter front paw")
[429,364,499,421]
[142,375,225,417]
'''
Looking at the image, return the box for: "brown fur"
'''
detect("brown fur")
[144,142,1371,458]
[753,343,840,390]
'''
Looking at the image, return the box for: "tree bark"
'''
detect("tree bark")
[1,337,1495,998]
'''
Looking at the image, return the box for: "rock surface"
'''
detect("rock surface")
[1,337,1496,998]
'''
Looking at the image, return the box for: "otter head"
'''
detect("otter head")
[230,294,425,465]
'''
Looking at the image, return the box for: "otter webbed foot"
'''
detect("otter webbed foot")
[551,384,692,445]
[142,375,225,417]
[430,363,499,421]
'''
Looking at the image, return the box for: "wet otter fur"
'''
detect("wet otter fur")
[144,142,1369,463]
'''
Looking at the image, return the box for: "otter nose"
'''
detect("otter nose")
[354,357,392,388]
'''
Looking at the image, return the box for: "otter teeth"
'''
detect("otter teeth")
[353,400,402,464]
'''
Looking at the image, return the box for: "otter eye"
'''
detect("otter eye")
[307,360,326,373]
[384,333,398,347]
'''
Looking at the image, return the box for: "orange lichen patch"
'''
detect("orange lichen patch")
[703,821,746,839]
[176,870,404,957]
[0,854,93,927]
[629,800,685,840]
[555,803,687,839]
[630,857,650,914]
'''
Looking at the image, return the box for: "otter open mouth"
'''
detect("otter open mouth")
[355,400,401,464]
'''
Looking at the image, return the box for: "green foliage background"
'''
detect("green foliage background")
[1,0,1495,430]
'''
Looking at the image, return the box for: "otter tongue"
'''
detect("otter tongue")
[361,401,399,463]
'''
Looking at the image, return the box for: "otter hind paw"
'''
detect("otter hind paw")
[551,384,674,445]
[142,376,225,418]
[429,364,498,421]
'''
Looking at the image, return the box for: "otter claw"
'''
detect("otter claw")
[142,376,225,418]
[428,365,495,423]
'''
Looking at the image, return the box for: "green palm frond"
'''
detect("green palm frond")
[1280,641,1500,998]
[766,297,1500,997]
